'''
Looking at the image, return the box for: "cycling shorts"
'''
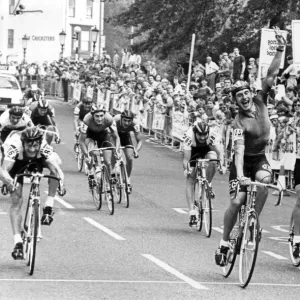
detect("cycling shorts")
[86,128,115,148]
[189,146,211,167]
[293,159,300,188]
[229,154,271,195]
[119,132,133,147]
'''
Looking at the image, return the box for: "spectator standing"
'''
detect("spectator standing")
[281,55,300,89]
[205,56,219,91]
[232,47,246,81]
[113,49,120,68]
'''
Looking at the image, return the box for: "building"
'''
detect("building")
[0,0,104,64]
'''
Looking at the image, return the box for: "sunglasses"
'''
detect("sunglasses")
[294,104,300,107]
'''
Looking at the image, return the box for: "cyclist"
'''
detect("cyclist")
[0,106,33,145]
[182,120,225,226]
[114,110,143,191]
[73,96,93,137]
[79,103,121,190]
[24,84,43,106]
[215,27,286,266]
[0,126,65,260]
[29,99,60,144]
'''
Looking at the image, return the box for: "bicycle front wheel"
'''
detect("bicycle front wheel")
[29,199,39,275]
[202,182,212,237]
[91,172,102,210]
[239,211,260,288]
[100,166,114,215]
[120,162,129,208]
[288,225,300,267]
[194,181,202,232]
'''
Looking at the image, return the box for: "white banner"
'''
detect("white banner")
[140,110,148,129]
[86,86,94,99]
[292,20,300,64]
[172,110,189,140]
[258,28,287,78]
[73,83,81,102]
[152,105,165,130]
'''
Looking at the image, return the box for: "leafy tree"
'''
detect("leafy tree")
[109,0,300,61]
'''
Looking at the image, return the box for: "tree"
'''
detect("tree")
[109,0,300,60]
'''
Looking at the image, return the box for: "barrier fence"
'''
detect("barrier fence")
[18,78,295,189]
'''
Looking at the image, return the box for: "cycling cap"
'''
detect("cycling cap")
[121,110,134,120]
[91,103,106,114]
[9,106,23,117]
[231,81,250,97]
[21,126,44,142]
[37,99,49,109]
[193,121,209,135]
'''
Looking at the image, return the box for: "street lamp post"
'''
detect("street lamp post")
[22,34,29,63]
[74,26,81,61]
[91,26,99,60]
[59,30,67,59]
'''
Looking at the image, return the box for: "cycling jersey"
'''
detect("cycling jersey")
[82,112,116,133]
[3,133,53,161]
[30,103,55,126]
[0,110,33,142]
[114,114,140,134]
[74,103,90,122]
[182,123,220,151]
[232,95,270,156]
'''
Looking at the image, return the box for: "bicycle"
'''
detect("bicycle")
[187,158,220,237]
[288,217,300,267]
[222,181,283,288]
[88,146,115,215]
[112,145,138,208]
[12,171,65,275]
[74,133,85,172]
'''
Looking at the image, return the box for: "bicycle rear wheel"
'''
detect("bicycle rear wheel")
[239,211,260,288]
[100,166,114,215]
[288,225,300,267]
[202,182,212,237]
[120,162,129,208]
[28,199,39,275]
[194,181,202,232]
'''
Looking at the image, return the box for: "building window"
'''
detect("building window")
[69,0,75,17]
[8,29,14,48]
[86,0,93,19]
[9,0,15,14]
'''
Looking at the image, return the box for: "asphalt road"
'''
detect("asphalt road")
[0,99,299,300]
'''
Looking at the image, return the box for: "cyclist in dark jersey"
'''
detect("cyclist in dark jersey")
[73,96,93,135]
[215,27,286,266]
[114,110,143,191]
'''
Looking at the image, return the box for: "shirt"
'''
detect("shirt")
[0,110,33,133]
[205,62,219,76]
[82,112,115,133]
[114,114,140,134]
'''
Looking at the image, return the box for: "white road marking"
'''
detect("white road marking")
[44,191,74,209]
[212,227,223,233]
[0,212,7,215]
[142,254,208,290]
[271,225,289,233]
[84,217,126,241]
[262,251,288,260]
[172,208,188,214]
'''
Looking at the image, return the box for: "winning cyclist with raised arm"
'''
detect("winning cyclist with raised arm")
[114,110,143,192]
[79,104,121,190]
[182,120,225,227]
[0,127,65,260]
[215,27,286,266]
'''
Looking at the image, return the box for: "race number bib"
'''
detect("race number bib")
[183,133,192,147]
[80,123,88,134]
[4,145,18,160]
[233,129,244,141]
[40,144,53,159]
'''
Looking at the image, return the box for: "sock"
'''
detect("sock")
[127,177,131,184]
[220,239,229,247]
[208,182,212,187]
[189,209,196,216]
[14,234,22,244]
[294,235,300,244]
[44,196,54,207]
[88,169,94,176]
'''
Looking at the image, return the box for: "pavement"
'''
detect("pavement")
[0,99,300,300]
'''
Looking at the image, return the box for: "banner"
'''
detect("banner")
[292,20,300,64]
[73,82,81,102]
[172,110,189,140]
[86,86,94,99]
[97,88,105,105]
[139,110,148,129]
[152,105,165,130]
[258,28,287,78]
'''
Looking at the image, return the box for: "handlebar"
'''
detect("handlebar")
[234,180,283,207]
[88,147,116,156]
[120,145,139,158]
[187,158,220,172]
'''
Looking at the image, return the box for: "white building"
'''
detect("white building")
[0,0,103,64]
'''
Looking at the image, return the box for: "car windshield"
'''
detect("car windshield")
[0,77,19,90]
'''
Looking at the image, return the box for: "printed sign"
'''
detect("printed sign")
[292,20,300,64]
